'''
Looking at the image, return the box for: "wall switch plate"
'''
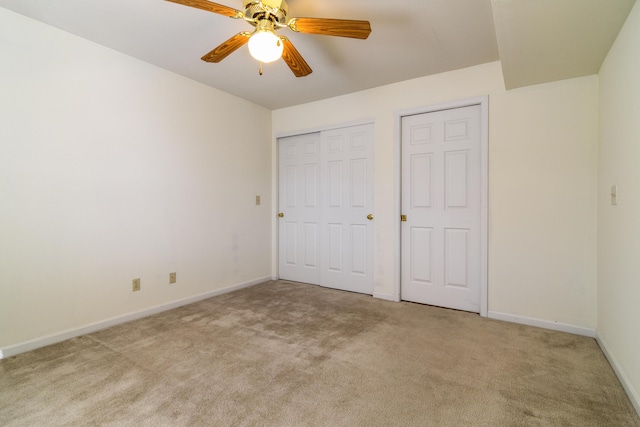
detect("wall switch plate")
[132,278,141,292]
[169,272,177,284]
[611,185,618,206]
[256,195,261,205]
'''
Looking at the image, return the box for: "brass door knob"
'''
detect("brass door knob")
[278,212,284,218]
[367,214,374,220]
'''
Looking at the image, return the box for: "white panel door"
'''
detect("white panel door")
[320,124,374,294]
[401,105,481,312]
[278,132,321,285]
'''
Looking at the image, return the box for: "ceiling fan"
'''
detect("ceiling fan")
[166,0,372,77]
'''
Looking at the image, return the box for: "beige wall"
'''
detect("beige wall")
[1,5,605,365]
[598,0,640,412]
[489,77,598,329]
[273,62,599,332]
[0,9,272,350]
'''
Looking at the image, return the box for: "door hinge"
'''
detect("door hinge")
[401,215,407,222]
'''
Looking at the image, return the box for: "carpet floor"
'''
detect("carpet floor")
[1,280,638,426]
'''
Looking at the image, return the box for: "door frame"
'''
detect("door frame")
[394,97,488,317]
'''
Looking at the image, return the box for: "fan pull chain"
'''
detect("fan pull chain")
[259,62,263,75]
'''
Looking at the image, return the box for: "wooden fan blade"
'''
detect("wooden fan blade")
[201,32,251,63]
[288,18,371,39]
[281,38,313,77]
[165,0,242,18]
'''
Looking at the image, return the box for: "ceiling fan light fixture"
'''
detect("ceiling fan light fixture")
[248,29,283,63]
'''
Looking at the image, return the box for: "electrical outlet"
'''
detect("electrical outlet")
[169,272,177,284]
[132,278,141,292]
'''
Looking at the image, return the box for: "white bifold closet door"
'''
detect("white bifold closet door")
[278,124,374,295]
[278,132,322,285]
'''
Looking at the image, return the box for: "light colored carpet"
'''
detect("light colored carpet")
[1,280,638,426]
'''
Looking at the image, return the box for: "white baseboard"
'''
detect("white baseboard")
[373,291,397,302]
[0,276,270,359]
[596,334,640,417]
[488,311,596,338]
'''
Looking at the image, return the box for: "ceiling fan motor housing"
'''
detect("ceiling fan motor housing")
[243,0,288,25]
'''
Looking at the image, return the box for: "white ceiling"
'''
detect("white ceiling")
[0,0,635,109]
[493,0,636,89]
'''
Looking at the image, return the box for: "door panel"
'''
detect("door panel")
[303,223,318,268]
[278,133,321,285]
[411,226,433,284]
[445,228,469,288]
[401,105,481,312]
[320,124,374,294]
[284,221,297,266]
[351,224,367,275]
[411,154,433,208]
[351,159,367,207]
[328,223,343,272]
[328,161,343,207]
[445,151,469,208]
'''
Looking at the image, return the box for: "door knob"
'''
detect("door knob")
[278,212,284,218]
[367,214,374,220]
